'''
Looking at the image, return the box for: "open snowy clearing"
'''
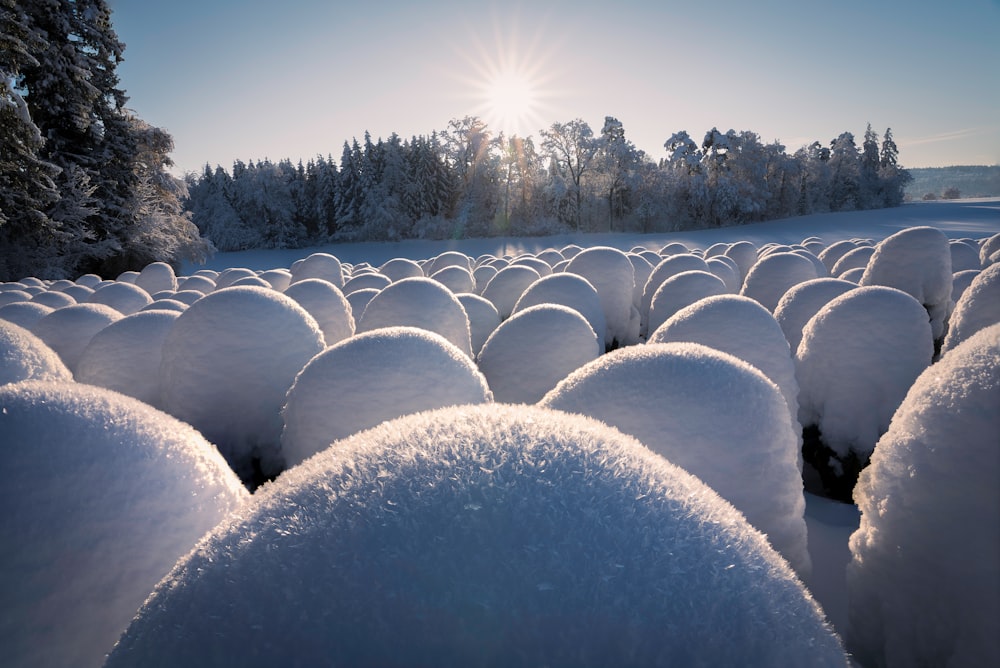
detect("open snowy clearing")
[2,198,998,667]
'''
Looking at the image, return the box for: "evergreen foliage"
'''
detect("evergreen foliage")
[0,0,209,282]
[186,119,912,252]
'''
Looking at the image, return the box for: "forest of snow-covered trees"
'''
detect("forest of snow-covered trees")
[2,0,912,280]
[185,118,912,252]
[0,0,208,283]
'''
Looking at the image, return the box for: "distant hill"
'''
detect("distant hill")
[905,165,1000,200]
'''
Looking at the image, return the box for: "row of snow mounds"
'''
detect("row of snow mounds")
[0,380,248,668]
[105,404,848,667]
[847,323,1000,667]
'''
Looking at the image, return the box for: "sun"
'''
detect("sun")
[450,11,565,139]
[483,69,538,138]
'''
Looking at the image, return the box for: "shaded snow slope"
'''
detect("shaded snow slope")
[0,381,247,668]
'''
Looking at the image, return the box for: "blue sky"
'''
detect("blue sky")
[108,0,1000,175]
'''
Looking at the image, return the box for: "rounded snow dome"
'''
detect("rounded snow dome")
[456,292,501,357]
[847,323,1000,667]
[105,404,846,667]
[283,278,355,347]
[159,286,326,485]
[0,301,54,330]
[795,286,933,500]
[646,269,728,337]
[860,226,952,341]
[648,294,801,444]
[477,304,600,404]
[541,342,810,576]
[940,262,1000,356]
[85,281,154,315]
[281,326,492,468]
[773,278,857,355]
[565,246,639,347]
[512,272,607,352]
[0,380,248,668]
[342,271,391,295]
[740,251,820,313]
[30,289,75,309]
[75,310,180,408]
[135,261,178,295]
[290,252,345,288]
[0,320,72,386]
[379,257,424,282]
[356,277,473,357]
[641,254,711,332]
[430,264,476,294]
[480,264,542,320]
[29,303,122,374]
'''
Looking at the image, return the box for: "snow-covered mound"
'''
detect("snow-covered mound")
[105,404,846,667]
[289,252,345,288]
[356,277,473,357]
[795,286,933,501]
[29,303,122,374]
[456,292,500,357]
[86,281,154,315]
[639,253,710,336]
[740,251,821,312]
[774,278,857,354]
[940,262,1000,356]
[430,264,475,294]
[342,271,391,295]
[847,323,1000,667]
[281,327,492,468]
[378,257,423,282]
[724,240,759,280]
[648,294,801,451]
[860,226,953,342]
[159,286,325,485]
[0,301,54,330]
[0,320,72,385]
[30,289,75,309]
[477,304,600,404]
[0,381,247,668]
[540,342,810,576]
[565,246,639,347]
[135,261,178,295]
[282,278,355,347]
[479,264,541,320]
[646,269,728,336]
[511,272,607,352]
[75,310,180,408]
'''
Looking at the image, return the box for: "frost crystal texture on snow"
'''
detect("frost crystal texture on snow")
[848,323,1000,667]
[106,404,846,667]
[0,381,247,668]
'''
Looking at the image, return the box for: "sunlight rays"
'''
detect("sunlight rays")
[452,10,567,139]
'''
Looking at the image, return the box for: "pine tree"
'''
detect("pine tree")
[878,128,911,207]
[0,0,61,279]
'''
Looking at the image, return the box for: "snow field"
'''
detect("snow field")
[1,206,998,665]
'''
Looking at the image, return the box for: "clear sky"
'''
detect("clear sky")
[107,0,1000,176]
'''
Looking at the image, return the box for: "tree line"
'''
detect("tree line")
[2,1,912,280]
[1,0,207,282]
[186,117,912,252]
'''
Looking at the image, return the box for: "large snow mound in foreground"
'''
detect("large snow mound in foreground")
[159,286,325,484]
[0,381,247,668]
[540,342,810,576]
[281,326,492,468]
[0,320,72,385]
[847,323,1000,668]
[106,404,846,667]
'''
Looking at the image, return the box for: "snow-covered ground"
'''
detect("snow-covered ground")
[2,198,998,666]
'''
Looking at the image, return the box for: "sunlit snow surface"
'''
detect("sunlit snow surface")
[1,198,997,666]
[106,404,847,667]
